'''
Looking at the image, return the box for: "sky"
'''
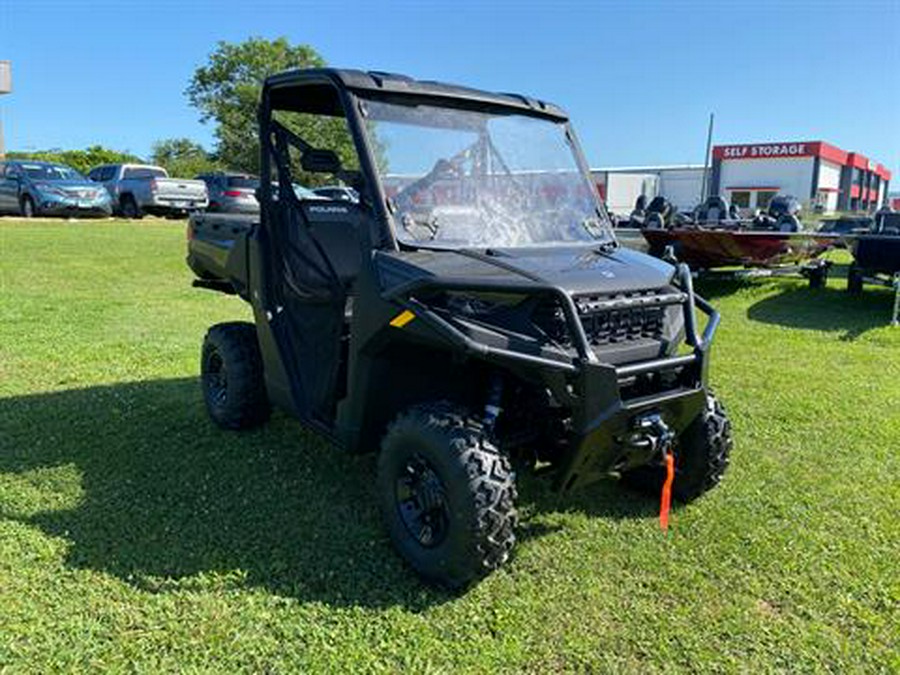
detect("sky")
[1,0,898,174]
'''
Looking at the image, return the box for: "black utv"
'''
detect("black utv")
[187,68,733,588]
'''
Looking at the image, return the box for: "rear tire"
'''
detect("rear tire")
[201,322,269,430]
[378,402,518,589]
[622,393,732,503]
[120,195,142,219]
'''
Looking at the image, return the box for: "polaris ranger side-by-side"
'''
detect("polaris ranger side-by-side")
[187,69,732,588]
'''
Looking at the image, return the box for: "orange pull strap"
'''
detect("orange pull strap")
[659,453,675,532]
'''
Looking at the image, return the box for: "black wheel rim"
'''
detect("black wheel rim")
[395,455,450,548]
[23,200,33,217]
[205,351,227,407]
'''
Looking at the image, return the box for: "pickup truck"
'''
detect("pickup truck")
[87,163,208,218]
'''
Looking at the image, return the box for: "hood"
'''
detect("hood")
[33,179,102,191]
[379,243,676,295]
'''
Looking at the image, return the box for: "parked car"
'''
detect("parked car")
[87,164,208,218]
[196,172,260,214]
[0,160,113,218]
[292,184,327,201]
[312,185,358,202]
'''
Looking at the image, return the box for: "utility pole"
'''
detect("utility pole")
[699,112,714,202]
[0,61,11,160]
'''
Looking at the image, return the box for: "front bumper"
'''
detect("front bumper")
[555,354,709,490]
[38,195,113,217]
[208,198,259,214]
[147,197,209,213]
[384,263,721,490]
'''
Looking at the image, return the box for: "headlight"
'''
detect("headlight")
[431,291,524,318]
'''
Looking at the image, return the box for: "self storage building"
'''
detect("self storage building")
[710,141,891,214]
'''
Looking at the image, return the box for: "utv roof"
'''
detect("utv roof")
[264,68,569,122]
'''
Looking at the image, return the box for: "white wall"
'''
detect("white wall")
[593,171,659,214]
[593,166,704,214]
[657,168,705,212]
[719,157,815,205]
[818,160,841,191]
[813,160,842,213]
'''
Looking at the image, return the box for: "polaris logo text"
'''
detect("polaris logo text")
[721,144,808,159]
[308,205,350,214]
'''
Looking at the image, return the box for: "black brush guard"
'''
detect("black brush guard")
[384,264,720,490]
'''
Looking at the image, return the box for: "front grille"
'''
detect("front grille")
[65,189,96,199]
[576,290,667,346]
[533,289,679,348]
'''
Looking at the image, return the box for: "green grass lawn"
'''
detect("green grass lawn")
[1,218,898,672]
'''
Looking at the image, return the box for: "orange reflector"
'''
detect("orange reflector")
[389,310,416,328]
[660,453,675,532]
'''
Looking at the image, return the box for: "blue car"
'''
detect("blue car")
[0,160,113,218]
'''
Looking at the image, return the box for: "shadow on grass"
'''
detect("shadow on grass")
[691,261,854,301]
[692,276,764,300]
[0,378,654,609]
[747,285,893,340]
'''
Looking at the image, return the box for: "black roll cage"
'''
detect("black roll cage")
[258,68,614,259]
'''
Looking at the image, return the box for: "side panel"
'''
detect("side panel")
[187,212,256,288]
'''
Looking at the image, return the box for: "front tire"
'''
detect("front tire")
[378,402,518,589]
[622,393,732,503]
[20,195,36,218]
[201,322,269,430]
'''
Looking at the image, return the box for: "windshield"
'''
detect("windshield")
[362,99,613,248]
[226,175,259,189]
[21,163,85,181]
[124,167,167,179]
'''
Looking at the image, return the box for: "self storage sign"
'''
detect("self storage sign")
[718,143,811,159]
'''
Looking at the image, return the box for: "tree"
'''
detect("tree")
[7,145,143,175]
[187,37,336,176]
[150,137,220,178]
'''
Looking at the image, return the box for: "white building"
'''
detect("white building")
[711,141,891,214]
[593,140,892,217]
[592,165,705,215]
